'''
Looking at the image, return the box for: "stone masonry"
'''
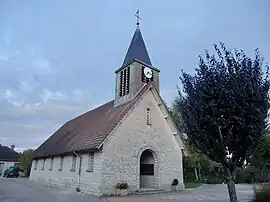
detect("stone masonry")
[101,87,185,195]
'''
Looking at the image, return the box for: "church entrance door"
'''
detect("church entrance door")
[139,149,155,188]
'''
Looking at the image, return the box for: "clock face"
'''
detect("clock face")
[144,67,153,79]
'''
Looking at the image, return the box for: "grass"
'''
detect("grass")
[184,182,203,189]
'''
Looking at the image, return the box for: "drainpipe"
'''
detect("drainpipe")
[73,151,82,192]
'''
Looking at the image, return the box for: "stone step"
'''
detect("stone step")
[135,188,168,195]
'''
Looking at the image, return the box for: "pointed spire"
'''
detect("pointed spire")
[122,12,152,67]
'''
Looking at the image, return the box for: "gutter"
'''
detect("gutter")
[72,151,82,192]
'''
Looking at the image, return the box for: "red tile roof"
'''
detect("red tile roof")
[33,83,151,158]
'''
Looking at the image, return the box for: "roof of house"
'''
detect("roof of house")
[121,26,152,67]
[33,83,152,159]
[0,145,19,162]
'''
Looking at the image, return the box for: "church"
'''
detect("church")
[29,21,186,196]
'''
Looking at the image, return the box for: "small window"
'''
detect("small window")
[87,152,94,172]
[59,156,64,171]
[49,157,54,171]
[34,160,38,170]
[146,108,151,125]
[71,155,76,171]
[42,158,45,170]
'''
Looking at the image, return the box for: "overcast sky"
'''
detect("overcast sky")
[0,0,269,152]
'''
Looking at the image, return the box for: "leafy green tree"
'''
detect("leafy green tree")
[179,43,270,202]
[248,127,270,180]
[19,149,35,176]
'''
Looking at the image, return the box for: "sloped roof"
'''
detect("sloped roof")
[33,83,151,159]
[0,145,19,162]
[122,26,152,67]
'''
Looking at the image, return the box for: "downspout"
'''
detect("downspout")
[73,151,82,192]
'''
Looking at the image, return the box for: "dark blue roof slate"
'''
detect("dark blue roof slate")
[122,26,152,67]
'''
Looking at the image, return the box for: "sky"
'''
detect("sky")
[0,0,269,152]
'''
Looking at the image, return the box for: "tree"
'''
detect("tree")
[171,93,223,183]
[19,149,35,176]
[248,127,270,180]
[179,43,270,202]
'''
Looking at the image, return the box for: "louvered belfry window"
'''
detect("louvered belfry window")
[141,66,146,82]
[126,66,130,95]
[119,67,130,97]
[123,68,127,96]
[119,71,123,96]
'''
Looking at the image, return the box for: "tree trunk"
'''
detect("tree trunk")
[194,167,199,181]
[223,165,238,202]
[198,166,201,181]
[260,165,265,181]
[226,179,238,202]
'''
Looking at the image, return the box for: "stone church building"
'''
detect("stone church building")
[29,23,186,196]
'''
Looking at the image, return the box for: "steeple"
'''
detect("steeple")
[114,13,160,107]
[122,26,152,67]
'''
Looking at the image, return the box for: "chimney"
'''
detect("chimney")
[10,144,15,150]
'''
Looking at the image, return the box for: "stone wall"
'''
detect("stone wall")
[29,150,103,195]
[101,87,184,195]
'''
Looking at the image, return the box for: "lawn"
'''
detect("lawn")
[184,182,203,189]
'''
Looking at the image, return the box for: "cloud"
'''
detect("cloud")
[39,89,68,103]
[3,89,22,107]
[0,55,9,61]
[32,58,52,74]
[19,81,33,93]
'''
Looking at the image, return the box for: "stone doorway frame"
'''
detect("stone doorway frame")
[137,146,159,190]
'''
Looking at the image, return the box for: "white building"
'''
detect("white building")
[0,144,20,177]
[29,23,187,196]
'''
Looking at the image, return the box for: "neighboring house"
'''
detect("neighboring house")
[30,23,187,196]
[0,144,20,177]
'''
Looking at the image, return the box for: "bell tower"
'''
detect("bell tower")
[114,14,160,107]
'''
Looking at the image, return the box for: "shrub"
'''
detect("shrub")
[116,182,128,189]
[251,187,270,202]
[235,170,254,184]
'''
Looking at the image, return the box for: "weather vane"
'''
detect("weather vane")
[135,9,141,26]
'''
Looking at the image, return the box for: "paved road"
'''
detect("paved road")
[0,178,105,202]
[108,184,256,202]
[0,178,256,202]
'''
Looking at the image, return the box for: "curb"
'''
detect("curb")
[185,183,207,191]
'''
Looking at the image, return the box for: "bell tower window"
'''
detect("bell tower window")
[119,67,130,97]
[119,71,123,97]
[141,66,146,82]
[126,66,130,94]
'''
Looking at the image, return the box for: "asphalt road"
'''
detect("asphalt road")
[0,178,105,202]
[0,178,256,202]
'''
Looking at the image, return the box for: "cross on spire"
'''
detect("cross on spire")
[135,9,141,26]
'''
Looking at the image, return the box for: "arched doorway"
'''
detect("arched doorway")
[140,149,155,188]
